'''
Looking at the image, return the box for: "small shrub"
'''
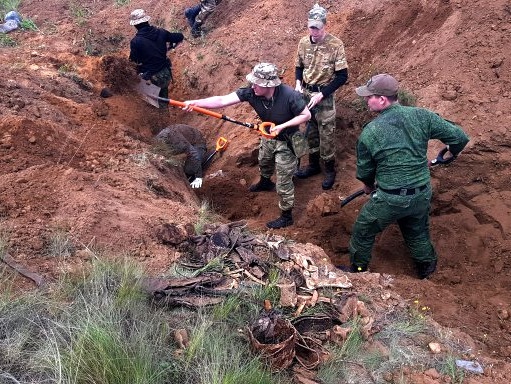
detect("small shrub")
[69,2,92,25]
[441,355,465,384]
[19,18,38,31]
[398,89,417,106]
[194,200,219,234]
[46,226,75,258]
[58,63,76,73]
[0,34,16,47]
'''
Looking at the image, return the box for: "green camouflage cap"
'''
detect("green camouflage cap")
[246,63,282,87]
[308,3,327,29]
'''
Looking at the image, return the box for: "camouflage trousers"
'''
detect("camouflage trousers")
[196,0,222,24]
[258,138,298,211]
[150,67,172,108]
[349,185,438,267]
[303,90,336,161]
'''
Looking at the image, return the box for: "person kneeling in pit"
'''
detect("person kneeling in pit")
[155,124,207,189]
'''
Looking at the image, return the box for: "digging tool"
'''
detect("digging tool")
[151,95,277,139]
[203,136,228,170]
[429,146,456,166]
[135,79,161,108]
[340,189,365,208]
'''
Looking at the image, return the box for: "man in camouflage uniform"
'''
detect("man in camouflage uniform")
[184,0,223,38]
[346,74,469,279]
[129,9,184,108]
[295,3,349,190]
[183,63,311,228]
[155,124,207,189]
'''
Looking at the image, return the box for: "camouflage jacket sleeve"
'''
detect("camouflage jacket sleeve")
[356,105,470,189]
[426,112,470,156]
[355,136,377,186]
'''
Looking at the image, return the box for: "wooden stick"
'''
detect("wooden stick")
[1,253,45,287]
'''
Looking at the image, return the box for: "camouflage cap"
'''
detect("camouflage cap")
[308,3,327,29]
[356,74,399,97]
[246,63,282,87]
[129,9,151,26]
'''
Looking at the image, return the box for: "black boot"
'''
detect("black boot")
[266,210,293,229]
[295,152,321,179]
[322,159,337,190]
[184,5,201,28]
[249,176,275,192]
[191,21,203,38]
[416,259,437,279]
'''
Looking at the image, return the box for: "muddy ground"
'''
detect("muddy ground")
[1,0,511,381]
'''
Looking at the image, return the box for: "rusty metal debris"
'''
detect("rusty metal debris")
[145,220,380,376]
[248,311,297,372]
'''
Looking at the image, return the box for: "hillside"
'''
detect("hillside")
[1,0,511,381]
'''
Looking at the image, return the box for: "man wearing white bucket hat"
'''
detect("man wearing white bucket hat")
[129,9,184,108]
[183,63,311,229]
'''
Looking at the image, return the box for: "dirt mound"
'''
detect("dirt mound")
[100,55,139,94]
[1,0,510,379]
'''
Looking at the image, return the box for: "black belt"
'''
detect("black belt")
[302,83,322,92]
[379,184,427,196]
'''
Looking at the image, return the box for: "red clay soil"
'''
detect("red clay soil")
[1,0,511,380]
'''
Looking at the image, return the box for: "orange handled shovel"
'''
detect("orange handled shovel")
[203,137,229,170]
[152,96,277,139]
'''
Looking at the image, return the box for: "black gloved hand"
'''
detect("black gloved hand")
[429,146,456,166]
[140,72,151,81]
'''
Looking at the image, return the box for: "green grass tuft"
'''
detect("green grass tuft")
[19,17,38,31]
[46,226,75,258]
[0,0,20,13]
[0,33,16,47]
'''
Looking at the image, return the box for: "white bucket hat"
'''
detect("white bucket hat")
[245,63,282,88]
[129,9,151,26]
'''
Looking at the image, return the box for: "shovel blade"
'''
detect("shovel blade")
[135,79,161,108]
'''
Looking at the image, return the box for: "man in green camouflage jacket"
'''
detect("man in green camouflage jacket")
[346,74,469,279]
[295,3,349,190]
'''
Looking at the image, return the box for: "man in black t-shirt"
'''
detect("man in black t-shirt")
[183,63,311,228]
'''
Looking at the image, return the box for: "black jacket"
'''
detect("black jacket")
[156,125,207,178]
[129,25,184,78]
